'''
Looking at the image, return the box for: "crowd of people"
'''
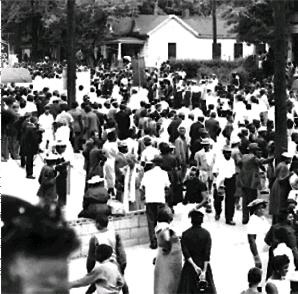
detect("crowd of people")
[2,58,298,294]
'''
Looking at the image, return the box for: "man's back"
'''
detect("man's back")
[87,111,99,132]
[239,154,260,189]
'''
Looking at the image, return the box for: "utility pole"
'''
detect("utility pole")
[274,0,287,164]
[212,0,218,59]
[67,0,76,105]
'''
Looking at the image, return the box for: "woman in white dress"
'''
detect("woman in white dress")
[247,199,271,289]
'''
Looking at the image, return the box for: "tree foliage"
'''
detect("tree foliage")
[222,0,293,45]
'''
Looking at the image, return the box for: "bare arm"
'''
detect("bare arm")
[196,191,208,209]
[69,268,101,288]
[248,234,262,268]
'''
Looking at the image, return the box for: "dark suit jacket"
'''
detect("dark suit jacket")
[205,118,221,141]
[239,154,262,190]
[189,121,204,143]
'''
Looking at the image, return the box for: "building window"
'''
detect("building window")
[234,43,243,59]
[168,43,176,60]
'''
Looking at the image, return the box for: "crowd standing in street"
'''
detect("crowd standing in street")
[2,58,298,293]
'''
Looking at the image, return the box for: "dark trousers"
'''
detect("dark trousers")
[56,176,67,206]
[242,187,258,223]
[8,135,19,159]
[146,203,165,246]
[72,131,81,152]
[224,176,236,222]
[25,154,34,176]
[21,155,26,167]
[1,134,9,160]
[213,187,223,217]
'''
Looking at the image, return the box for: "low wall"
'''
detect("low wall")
[69,210,149,259]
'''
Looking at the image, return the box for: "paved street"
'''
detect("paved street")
[2,155,271,294]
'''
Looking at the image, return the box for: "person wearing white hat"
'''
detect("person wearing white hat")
[213,145,237,225]
[37,153,59,207]
[194,138,216,194]
[55,140,70,207]
[247,199,270,289]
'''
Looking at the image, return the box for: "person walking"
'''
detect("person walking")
[177,208,217,294]
[154,206,182,294]
[247,199,271,290]
[37,153,58,207]
[140,156,170,249]
[22,116,41,179]
[54,140,70,207]
[175,126,189,181]
[38,105,54,151]
[239,143,274,224]
[213,145,237,225]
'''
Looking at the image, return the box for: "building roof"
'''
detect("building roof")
[105,36,145,45]
[110,14,235,40]
[184,17,235,38]
[133,15,169,35]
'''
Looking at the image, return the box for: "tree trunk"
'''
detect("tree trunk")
[67,0,76,105]
[274,0,288,164]
[212,0,219,59]
[31,0,39,61]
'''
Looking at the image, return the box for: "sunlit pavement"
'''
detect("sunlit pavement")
[2,155,270,294]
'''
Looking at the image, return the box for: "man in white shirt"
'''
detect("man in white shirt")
[38,105,54,151]
[140,136,160,165]
[213,145,236,225]
[140,156,170,249]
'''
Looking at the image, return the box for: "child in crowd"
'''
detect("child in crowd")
[86,214,128,294]
[69,244,124,294]
[240,267,262,294]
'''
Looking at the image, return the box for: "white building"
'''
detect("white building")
[102,14,256,68]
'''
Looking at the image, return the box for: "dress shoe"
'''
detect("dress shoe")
[226,221,236,226]
[215,215,220,221]
[242,220,248,225]
[26,175,35,179]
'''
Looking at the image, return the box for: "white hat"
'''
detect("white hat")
[290,173,298,189]
[54,139,67,146]
[247,199,267,209]
[281,151,294,158]
[258,126,267,132]
[87,175,104,184]
[45,153,59,161]
[223,145,232,152]
[201,138,210,145]
[231,136,241,145]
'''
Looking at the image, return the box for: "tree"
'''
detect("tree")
[274,0,288,163]
[2,0,66,60]
[222,0,292,46]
